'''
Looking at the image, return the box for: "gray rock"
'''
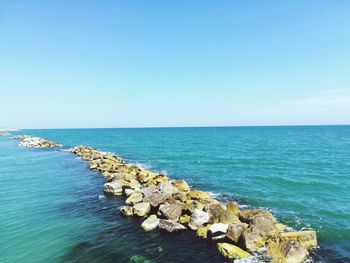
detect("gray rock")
[159,202,182,221]
[158,219,186,232]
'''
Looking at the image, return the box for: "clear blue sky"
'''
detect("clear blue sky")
[1,0,349,128]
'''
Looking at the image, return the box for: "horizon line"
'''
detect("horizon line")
[3,123,350,130]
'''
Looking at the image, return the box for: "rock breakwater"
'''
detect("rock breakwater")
[12,135,62,148]
[69,145,318,262]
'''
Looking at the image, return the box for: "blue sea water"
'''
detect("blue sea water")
[0,126,349,262]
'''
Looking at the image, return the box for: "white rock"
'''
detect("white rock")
[103,180,123,195]
[189,209,209,230]
[141,214,160,231]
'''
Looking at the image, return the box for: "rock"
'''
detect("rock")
[129,255,152,263]
[0,131,10,136]
[187,190,209,200]
[179,214,191,224]
[208,223,229,240]
[137,170,158,183]
[159,202,182,221]
[159,181,175,196]
[188,209,209,230]
[187,200,205,213]
[128,179,141,189]
[226,223,248,243]
[242,214,278,251]
[217,243,252,259]
[124,188,135,197]
[226,202,240,215]
[158,219,186,232]
[173,191,187,202]
[126,192,143,205]
[141,215,160,231]
[279,231,317,249]
[133,202,151,217]
[172,180,190,192]
[268,240,308,263]
[103,180,123,195]
[239,209,276,223]
[206,203,226,224]
[120,206,134,216]
[197,224,211,238]
[142,184,172,207]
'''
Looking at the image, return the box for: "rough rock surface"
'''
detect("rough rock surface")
[133,202,151,217]
[226,223,248,243]
[188,209,209,230]
[103,181,123,195]
[217,243,252,259]
[141,215,160,231]
[159,202,182,221]
[158,219,186,232]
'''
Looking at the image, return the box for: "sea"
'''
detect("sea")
[0,126,349,262]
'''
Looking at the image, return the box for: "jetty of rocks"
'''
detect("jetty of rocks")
[12,135,62,148]
[11,135,318,262]
[0,131,10,136]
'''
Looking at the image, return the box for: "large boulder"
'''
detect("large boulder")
[172,180,190,192]
[141,214,160,231]
[226,222,248,243]
[126,192,143,205]
[217,243,252,259]
[159,202,183,221]
[158,219,186,232]
[133,202,151,217]
[142,185,172,207]
[188,209,209,230]
[242,214,279,251]
[103,180,123,195]
[279,231,317,249]
[239,209,276,223]
[268,240,308,263]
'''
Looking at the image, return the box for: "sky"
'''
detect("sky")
[0,0,350,129]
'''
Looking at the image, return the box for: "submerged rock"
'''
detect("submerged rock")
[158,219,186,232]
[141,215,160,231]
[217,243,252,259]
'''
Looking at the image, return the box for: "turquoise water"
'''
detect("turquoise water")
[0,126,349,262]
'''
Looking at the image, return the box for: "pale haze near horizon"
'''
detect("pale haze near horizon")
[1,1,350,129]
